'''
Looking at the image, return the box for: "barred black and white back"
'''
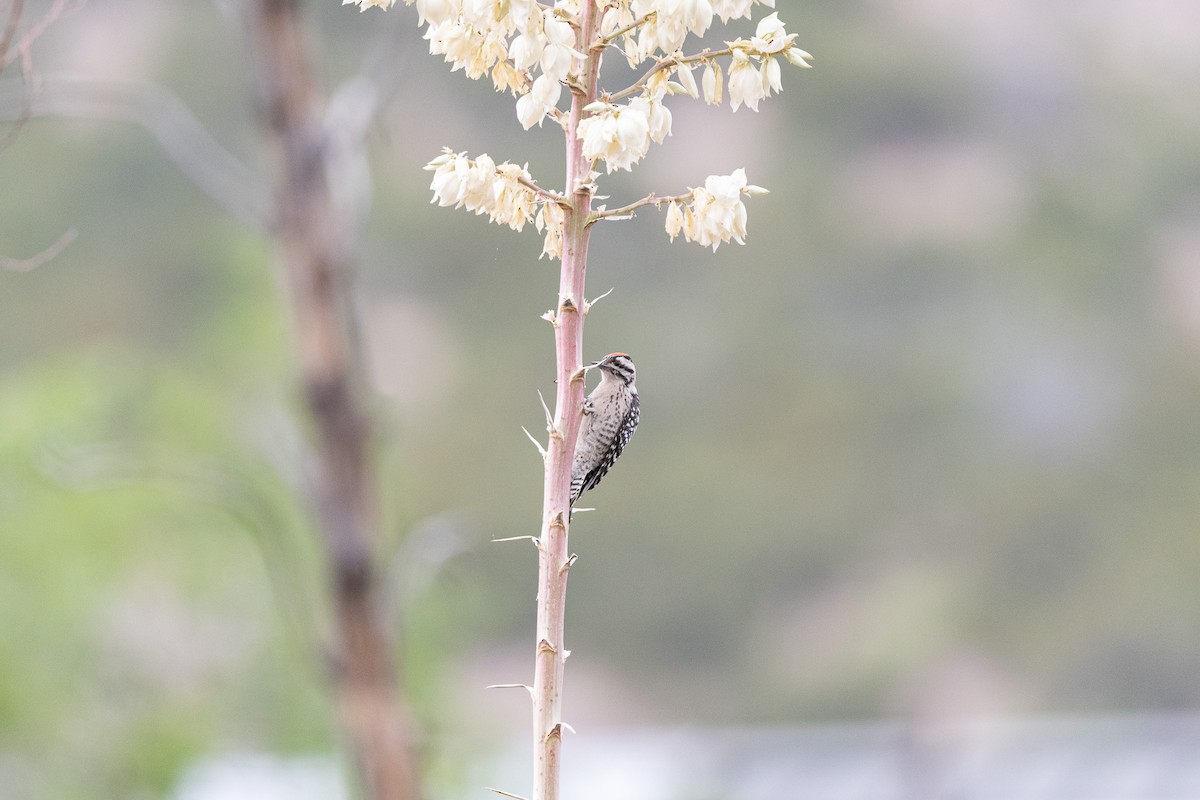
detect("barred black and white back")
[570,353,640,506]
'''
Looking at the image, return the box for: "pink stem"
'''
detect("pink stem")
[531,3,604,799]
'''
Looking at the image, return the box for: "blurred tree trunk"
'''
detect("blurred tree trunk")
[249,1,421,798]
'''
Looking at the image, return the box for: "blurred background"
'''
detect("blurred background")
[3,0,1200,798]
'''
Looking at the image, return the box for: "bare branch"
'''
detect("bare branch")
[596,10,655,47]
[0,77,269,227]
[1,227,76,272]
[2,0,82,71]
[0,0,23,67]
[0,0,86,152]
[606,46,733,102]
[518,173,569,206]
[590,190,692,222]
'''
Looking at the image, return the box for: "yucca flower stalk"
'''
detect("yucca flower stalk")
[342,0,810,797]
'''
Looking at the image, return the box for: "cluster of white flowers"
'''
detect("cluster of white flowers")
[425,150,540,232]
[347,0,809,123]
[424,150,570,258]
[577,96,671,172]
[664,168,767,250]
[346,0,809,254]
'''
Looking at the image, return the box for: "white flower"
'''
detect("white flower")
[710,0,752,23]
[345,0,397,10]
[425,20,487,78]
[702,61,722,105]
[599,3,630,38]
[515,94,544,129]
[413,0,454,25]
[726,49,765,111]
[761,54,782,96]
[492,162,538,230]
[577,101,654,172]
[540,41,575,83]
[613,105,651,166]
[425,150,537,232]
[650,0,714,37]
[423,0,513,81]
[462,152,497,212]
[680,168,762,250]
[630,95,672,144]
[509,30,545,70]
[784,45,813,68]
[750,11,792,54]
[664,200,685,241]
[532,72,562,106]
[626,0,716,62]
[540,11,580,81]
[515,74,562,128]
[556,0,583,19]
[491,60,527,95]
[679,0,715,35]
[673,62,699,98]
[535,201,565,260]
[542,11,576,47]
[600,2,639,66]
[426,151,471,207]
[507,0,540,27]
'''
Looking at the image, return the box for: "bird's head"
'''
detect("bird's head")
[589,352,636,385]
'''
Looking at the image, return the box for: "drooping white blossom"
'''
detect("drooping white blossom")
[425,150,541,232]
[576,95,672,172]
[578,102,645,172]
[516,73,563,129]
[670,168,767,250]
[540,12,578,78]
[702,61,722,105]
[494,162,539,230]
[761,55,782,98]
[646,97,672,143]
[508,26,545,70]
[710,0,768,24]
[726,49,765,111]
[664,200,685,241]
[784,45,813,68]
[491,59,527,95]
[535,201,566,260]
[414,0,453,25]
[673,62,700,98]
[629,0,714,61]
